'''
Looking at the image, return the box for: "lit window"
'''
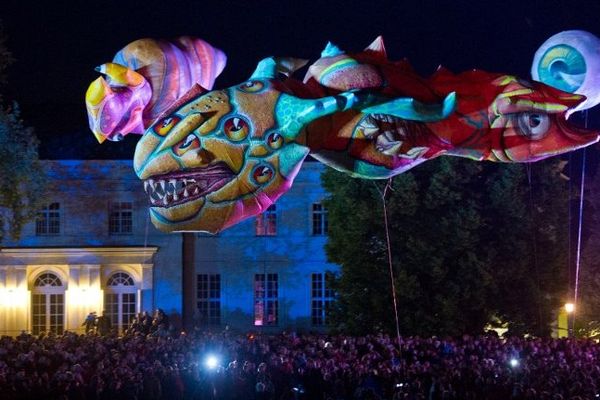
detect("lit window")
[36,202,60,236]
[255,204,277,236]
[197,274,221,326]
[254,273,278,326]
[34,273,63,287]
[107,272,134,286]
[32,272,64,335]
[105,272,137,335]
[311,272,335,326]
[109,201,133,235]
[311,202,328,235]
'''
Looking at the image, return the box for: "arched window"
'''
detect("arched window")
[104,272,137,335]
[34,273,63,287]
[31,272,65,335]
[107,272,134,286]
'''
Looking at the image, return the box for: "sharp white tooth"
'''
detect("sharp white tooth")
[362,126,379,138]
[193,187,200,195]
[144,181,149,192]
[377,133,392,146]
[384,131,397,141]
[399,147,429,159]
[184,188,189,197]
[149,179,155,188]
[159,180,166,191]
[407,147,429,157]
[163,196,168,205]
[381,142,403,155]
[362,118,378,130]
[173,192,179,201]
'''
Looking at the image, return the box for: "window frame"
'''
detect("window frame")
[311,272,335,326]
[254,273,279,326]
[35,202,61,236]
[31,272,65,335]
[196,274,222,326]
[311,202,328,236]
[255,204,277,236]
[104,271,137,334]
[108,201,133,235]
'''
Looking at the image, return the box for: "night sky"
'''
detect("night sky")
[2,0,600,158]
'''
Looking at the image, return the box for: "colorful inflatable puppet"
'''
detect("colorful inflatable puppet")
[133,57,456,233]
[532,30,600,114]
[303,38,599,178]
[86,37,599,234]
[85,37,226,143]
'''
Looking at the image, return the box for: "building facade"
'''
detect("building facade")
[0,160,337,335]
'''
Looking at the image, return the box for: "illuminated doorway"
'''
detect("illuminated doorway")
[31,272,65,335]
[104,272,137,334]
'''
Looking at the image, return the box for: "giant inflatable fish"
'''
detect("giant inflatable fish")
[86,37,599,234]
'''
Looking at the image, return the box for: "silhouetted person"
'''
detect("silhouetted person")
[81,312,97,334]
[96,311,112,336]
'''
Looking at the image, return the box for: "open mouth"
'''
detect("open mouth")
[358,114,433,158]
[143,163,234,208]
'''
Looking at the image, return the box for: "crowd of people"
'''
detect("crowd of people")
[1,323,599,400]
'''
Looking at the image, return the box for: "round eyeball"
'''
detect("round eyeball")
[224,116,250,141]
[238,80,265,93]
[154,116,180,136]
[253,165,274,185]
[173,133,200,156]
[532,30,600,112]
[517,113,550,140]
[267,132,284,149]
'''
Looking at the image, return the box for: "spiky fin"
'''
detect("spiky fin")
[321,42,344,58]
[364,36,387,59]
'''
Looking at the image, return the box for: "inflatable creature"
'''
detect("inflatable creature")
[86,37,600,234]
[532,30,600,114]
[86,37,226,143]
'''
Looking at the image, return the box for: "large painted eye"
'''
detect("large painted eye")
[154,116,181,136]
[238,80,265,93]
[253,165,274,185]
[173,133,200,156]
[267,132,284,149]
[224,116,250,141]
[517,112,550,140]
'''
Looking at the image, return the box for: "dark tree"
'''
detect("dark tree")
[322,157,568,336]
[0,23,45,242]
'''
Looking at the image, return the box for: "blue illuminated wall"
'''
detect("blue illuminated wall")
[196,161,339,331]
[3,160,338,332]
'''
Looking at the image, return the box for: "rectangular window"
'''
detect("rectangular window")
[104,293,119,333]
[109,201,133,235]
[32,293,64,335]
[254,273,278,326]
[255,204,277,236]
[122,293,137,332]
[197,274,221,326]
[311,273,335,326]
[36,202,61,236]
[311,202,328,235]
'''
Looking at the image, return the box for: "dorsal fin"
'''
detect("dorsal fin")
[321,42,344,58]
[364,36,387,59]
